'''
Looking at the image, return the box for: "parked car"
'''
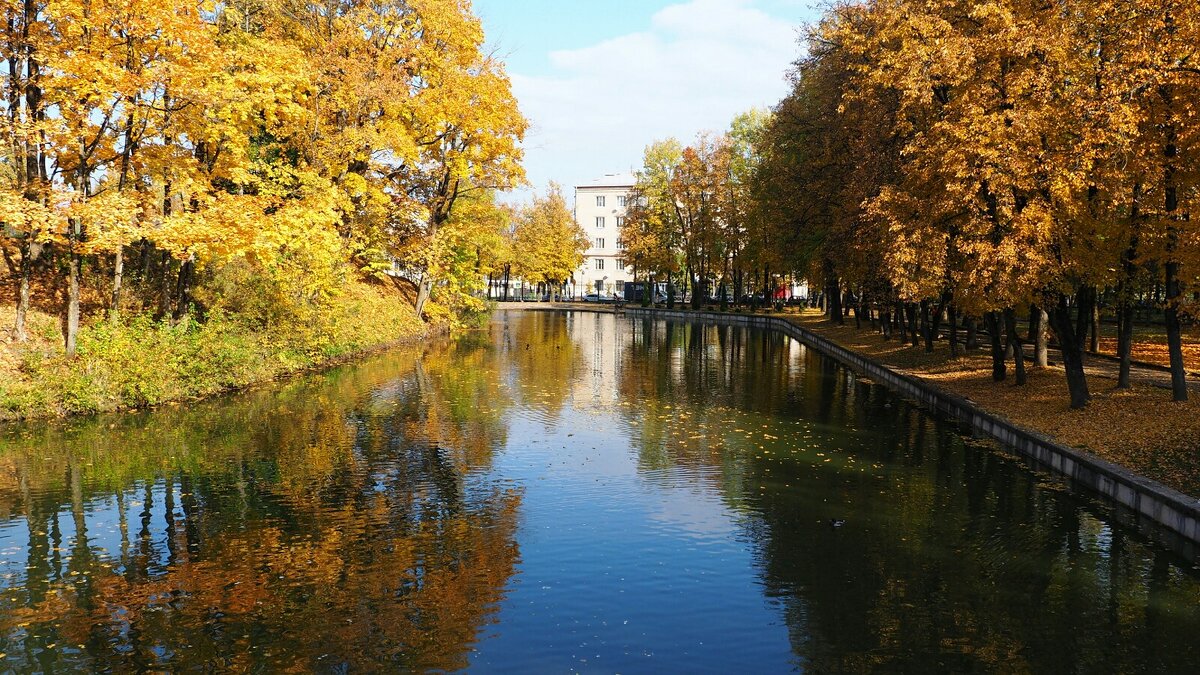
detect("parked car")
[582,293,601,302]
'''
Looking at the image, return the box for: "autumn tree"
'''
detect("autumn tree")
[750,0,1200,409]
[723,108,774,306]
[621,139,683,305]
[0,0,528,360]
[512,183,588,298]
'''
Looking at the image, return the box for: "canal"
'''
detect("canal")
[0,309,1198,672]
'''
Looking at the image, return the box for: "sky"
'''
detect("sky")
[470,0,822,202]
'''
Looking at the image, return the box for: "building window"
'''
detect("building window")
[616,280,625,293]
[595,238,605,249]
[595,258,605,270]
[616,239,624,250]
[596,196,606,207]
[617,195,627,207]
[596,216,605,228]
[616,216,625,227]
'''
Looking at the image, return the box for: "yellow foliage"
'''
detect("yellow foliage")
[1,0,526,343]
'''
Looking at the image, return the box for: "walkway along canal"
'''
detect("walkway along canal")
[0,309,1198,671]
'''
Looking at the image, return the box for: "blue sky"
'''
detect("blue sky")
[471,0,822,200]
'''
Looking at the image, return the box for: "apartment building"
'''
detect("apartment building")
[573,173,635,298]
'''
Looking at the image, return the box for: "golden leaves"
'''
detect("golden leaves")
[774,0,1200,313]
[1,0,527,324]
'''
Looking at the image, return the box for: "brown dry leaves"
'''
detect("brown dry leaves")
[1096,334,1200,373]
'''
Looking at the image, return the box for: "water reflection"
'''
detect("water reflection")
[0,310,1198,673]
[608,313,1200,672]
[0,341,520,672]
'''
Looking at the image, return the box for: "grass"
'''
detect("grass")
[0,280,427,421]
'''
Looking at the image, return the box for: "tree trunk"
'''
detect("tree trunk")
[907,303,919,347]
[985,312,1006,382]
[1163,112,1187,401]
[827,277,843,325]
[1050,293,1091,409]
[13,239,37,341]
[948,305,958,357]
[1003,307,1026,386]
[1164,260,1188,401]
[414,274,433,318]
[1089,301,1100,354]
[1029,305,1049,368]
[965,317,979,350]
[66,248,81,358]
[110,247,124,320]
[1117,298,1134,389]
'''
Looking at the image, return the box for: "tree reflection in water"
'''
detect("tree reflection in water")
[0,310,1198,673]
[616,315,1200,673]
[0,338,519,672]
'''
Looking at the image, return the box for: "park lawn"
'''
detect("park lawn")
[784,309,1200,497]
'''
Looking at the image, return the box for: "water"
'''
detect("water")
[1,309,1198,673]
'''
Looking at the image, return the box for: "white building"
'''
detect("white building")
[573,173,635,298]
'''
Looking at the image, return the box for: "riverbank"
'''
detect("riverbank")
[0,280,430,421]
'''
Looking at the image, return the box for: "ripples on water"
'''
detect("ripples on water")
[0,309,1198,673]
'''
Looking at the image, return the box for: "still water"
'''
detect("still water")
[1,310,1198,673]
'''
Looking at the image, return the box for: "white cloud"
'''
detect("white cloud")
[508,0,803,200]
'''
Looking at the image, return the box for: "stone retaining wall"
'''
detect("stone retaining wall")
[618,307,1200,549]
